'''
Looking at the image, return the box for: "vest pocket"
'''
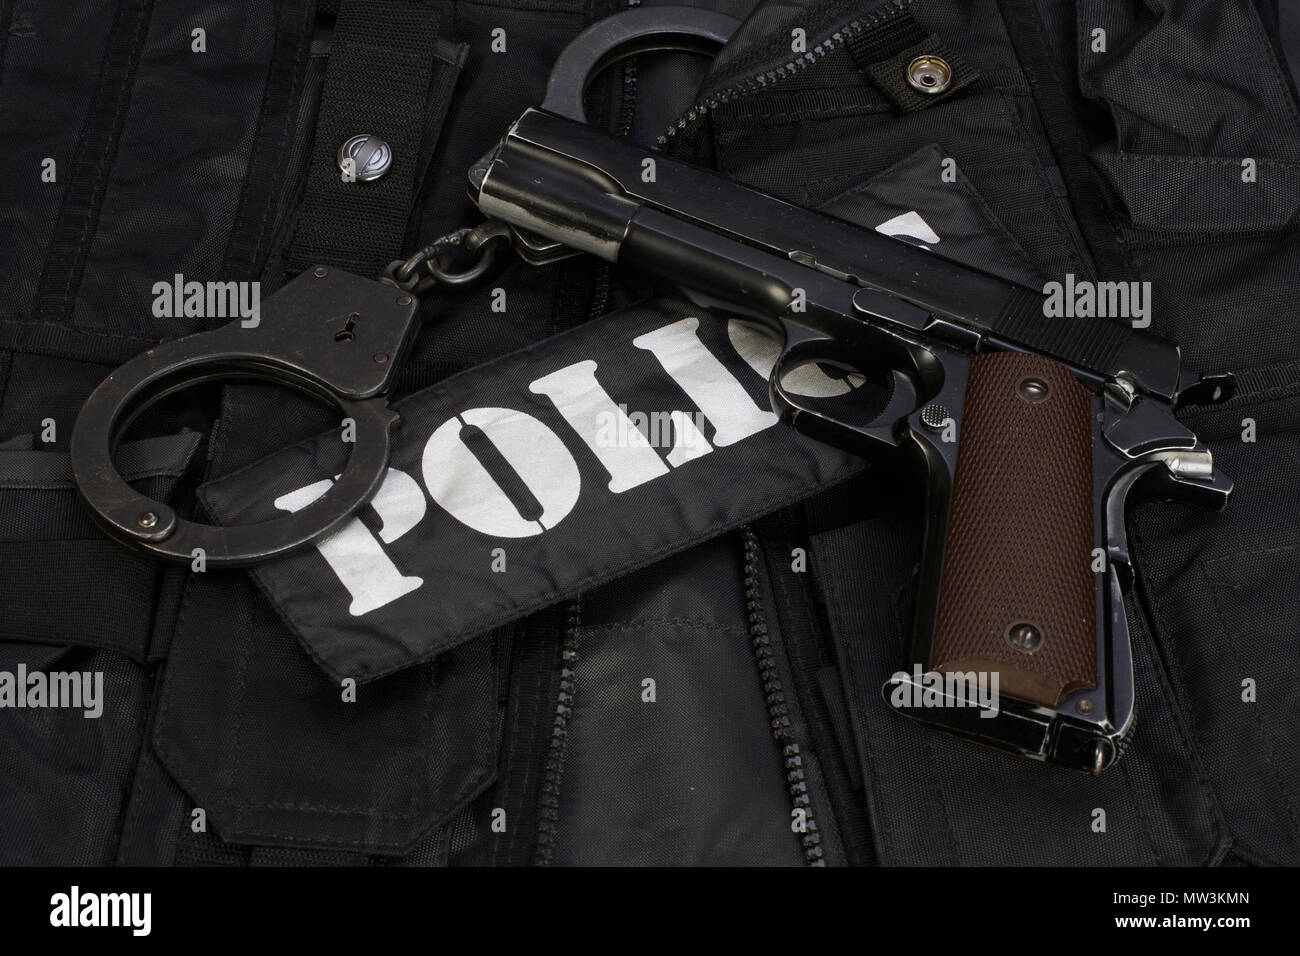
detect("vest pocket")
[1126,388,1300,864]
[152,570,499,857]
[1077,0,1300,234]
[1090,153,1300,235]
[1074,1,1300,375]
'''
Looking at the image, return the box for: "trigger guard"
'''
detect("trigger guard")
[769,340,918,451]
[70,346,400,568]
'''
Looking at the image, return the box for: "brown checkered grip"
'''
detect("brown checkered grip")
[930,352,1097,707]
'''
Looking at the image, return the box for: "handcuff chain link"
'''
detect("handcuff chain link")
[381,219,516,296]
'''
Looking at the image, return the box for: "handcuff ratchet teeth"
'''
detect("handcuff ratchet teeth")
[70,5,737,567]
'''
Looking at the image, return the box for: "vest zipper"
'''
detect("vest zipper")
[657,4,900,148]
[618,0,642,134]
[742,527,826,866]
[533,601,581,866]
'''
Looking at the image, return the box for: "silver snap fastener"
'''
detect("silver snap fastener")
[337,133,393,181]
[906,55,952,95]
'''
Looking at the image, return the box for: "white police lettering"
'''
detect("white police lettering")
[632,317,778,445]
[275,313,787,613]
[274,469,425,616]
[663,410,711,467]
[529,360,671,492]
[422,406,581,537]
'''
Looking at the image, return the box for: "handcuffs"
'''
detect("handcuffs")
[70,6,739,567]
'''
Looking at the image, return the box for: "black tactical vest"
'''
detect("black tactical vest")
[1,0,1298,869]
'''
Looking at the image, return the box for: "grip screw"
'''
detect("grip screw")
[1005,621,1043,652]
[1017,377,1050,402]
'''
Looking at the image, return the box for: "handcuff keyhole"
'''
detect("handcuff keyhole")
[335,312,359,343]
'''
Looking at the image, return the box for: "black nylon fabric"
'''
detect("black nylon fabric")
[9,1,282,365]
[286,0,452,275]
[152,572,498,854]
[1124,387,1300,865]
[0,438,200,661]
[816,143,1043,287]
[549,535,808,866]
[844,1,979,113]
[0,648,151,866]
[0,447,195,865]
[1,0,1298,868]
[1074,0,1300,376]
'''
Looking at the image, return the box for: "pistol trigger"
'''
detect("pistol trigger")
[875,368,920,427]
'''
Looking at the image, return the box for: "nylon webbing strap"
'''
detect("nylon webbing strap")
[31,0,154,329]
[846,2,977,112]
[0,433,203,663]
[286,0,442,275]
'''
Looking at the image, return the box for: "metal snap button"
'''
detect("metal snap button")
[906,55,952,95]
[337,133,393,181]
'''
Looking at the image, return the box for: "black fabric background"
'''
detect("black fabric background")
[0,0,1296,865]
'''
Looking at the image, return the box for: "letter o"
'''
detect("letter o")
[422,407,580,537]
